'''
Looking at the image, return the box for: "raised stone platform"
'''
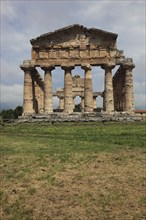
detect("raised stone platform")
[18,112,145,123]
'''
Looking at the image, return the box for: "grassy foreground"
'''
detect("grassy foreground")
[0,122,146,220]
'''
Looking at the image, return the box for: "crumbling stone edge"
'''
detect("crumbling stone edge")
[17,112,145,123]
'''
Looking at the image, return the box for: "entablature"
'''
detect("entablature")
[31,47,124,61]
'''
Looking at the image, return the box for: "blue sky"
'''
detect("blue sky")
[1,0,145,110]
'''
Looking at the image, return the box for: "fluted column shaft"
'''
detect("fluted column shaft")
[93,97,97,109]
[42,66,54,114]
[36,82,44,114]
[21,66,35,115]
[81,64,93,112]
[123,65,135,112]
[81,97,84,112]
[102,64,115,112]
[32,70,44,114]
[73,97,75,111]
[59,97,64,110]
[62,66,74,113]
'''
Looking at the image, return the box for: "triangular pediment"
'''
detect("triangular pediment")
[30,24,118,49]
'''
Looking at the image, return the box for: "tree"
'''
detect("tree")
[0,106,23,119]
[13,106,23,118]
[74,103,81,112]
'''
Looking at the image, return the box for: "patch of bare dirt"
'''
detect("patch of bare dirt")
[1,148,146,219]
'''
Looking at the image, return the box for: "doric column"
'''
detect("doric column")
[73,97,75,111]
[122,64,135,112]
[59,97,64,110]
[39,83,44,113]
[102,91,105,111]
[36,78,44,114]
[81,97,84,112]
[42,66,54,114]
[81,64,93,112]
[101,64,115,112]
[93,97,97,109]
[32,69,44,114]
[20,66,35,115]
[62,66,74,113]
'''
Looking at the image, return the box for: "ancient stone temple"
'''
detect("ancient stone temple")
[20,24,135,116]
[53,75,103,112]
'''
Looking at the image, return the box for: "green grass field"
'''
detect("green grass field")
[0,122,146,219]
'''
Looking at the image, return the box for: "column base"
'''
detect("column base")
[22,112,35,116]
[44,111,53,115]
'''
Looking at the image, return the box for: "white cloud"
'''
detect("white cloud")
[0,0,145,109]
[1,84,23,109]
[75,1,110,21]
[134,81,145,98]
[134,94,146,109]
[76,1,145,59]
[1,59,24,85]
[1,1,17,19]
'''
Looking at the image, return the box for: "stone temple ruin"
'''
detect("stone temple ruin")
[54,75,103,112]
[20,24,135,120]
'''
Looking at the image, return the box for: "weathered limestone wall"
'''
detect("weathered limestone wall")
[113,67,124,111]
[113,62,135,112]
[55,75,103,112]
[81,64,93,112]
[22,67,35,115]
[93,97,97,109]
[62,66,74,113]
[81,97,84,112]
[72,75,84,96]
[59,97,64,110]
[102,63,115,112]
[42,66,54,113]
[30,25,125,67]
[122,64,135,112]
[20,62,45,115]
[20,25,135,116]
[33,70,44,114]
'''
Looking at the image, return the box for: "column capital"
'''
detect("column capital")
[20,65,34,72]
[81,64,92,70]
[122,63,135,71]
[41,65,55,71]
[61,65,74,71]
[101,63,115,71]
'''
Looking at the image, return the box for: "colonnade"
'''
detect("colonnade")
[58,95,98,112]
[113,63,135,112]
[21,62,135,115]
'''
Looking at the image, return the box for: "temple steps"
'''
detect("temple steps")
[18,112,145,123]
